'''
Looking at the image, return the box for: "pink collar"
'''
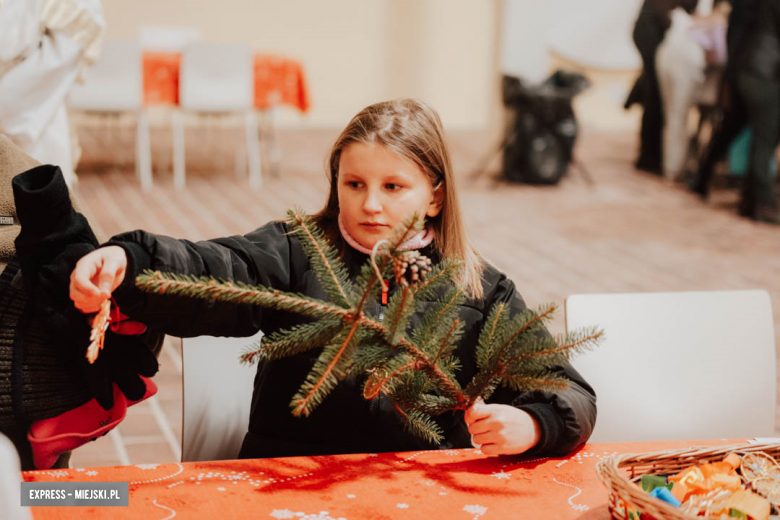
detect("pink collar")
[338,214,434,255]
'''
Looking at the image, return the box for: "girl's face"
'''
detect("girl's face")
[337,142,442,249]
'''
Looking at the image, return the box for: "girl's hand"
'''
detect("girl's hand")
[70,246,128,314]
[464,400,541,456]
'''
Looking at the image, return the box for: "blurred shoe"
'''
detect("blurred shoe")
[751,206,780,225]
[635,158,662,175]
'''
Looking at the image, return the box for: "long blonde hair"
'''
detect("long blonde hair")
[314,99,485,300]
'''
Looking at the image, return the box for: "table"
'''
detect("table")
[142,52,310,112]
[22,439,741,519]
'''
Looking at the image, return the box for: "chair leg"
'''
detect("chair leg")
[172,110,187,191]
[235,134,247,179]
[267,104,281,177]
[136,111,153,192]
[245,111,262,190]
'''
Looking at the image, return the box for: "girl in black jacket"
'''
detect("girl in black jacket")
[69,99,596,460]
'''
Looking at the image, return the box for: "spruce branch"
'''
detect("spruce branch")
[394,405,444,445]
[135,271,352,321]
[286,209,353,308]
[134,211,604,445]
[239,318,343,365]
[291,315,363,417]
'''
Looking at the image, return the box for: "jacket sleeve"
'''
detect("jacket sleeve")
[484,272,597,457]
[108,221,301,338]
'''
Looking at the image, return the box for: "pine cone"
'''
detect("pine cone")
[392,251,433,286]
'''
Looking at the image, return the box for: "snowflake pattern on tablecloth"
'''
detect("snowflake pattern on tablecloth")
[43,470,69,478]
[152,499,177,520]
[463,504,488,519]
[491,471,510,480]
[136,464,160,470]
[85,470,98,476]
[396,503,409,509]
[551,476,589,512]
[269,510,346,520]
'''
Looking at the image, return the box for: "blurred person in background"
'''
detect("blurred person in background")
[689,0,758,201]
[656,0,730,180]
[630,0,678,174]
[732,0,780,223]
[0,0,105,186]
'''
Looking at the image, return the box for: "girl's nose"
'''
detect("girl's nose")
[362,189,383,214]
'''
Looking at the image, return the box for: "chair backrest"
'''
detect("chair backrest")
[138,25,202,52]
[181,332,261,462]
[68,40,143,111]
[565,290,776,442]
[179,42,254,112]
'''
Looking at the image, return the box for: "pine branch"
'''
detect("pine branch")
[134,213,605,445]
[363,358,416,399]
[475,302,508,370]
[432,318,462,365]
[394,406,444,445]
[498,303,558,359]
[136,271,352,321]
[286,209,353,308]
[393,393,457,416]
[359,315,466,405]
[501,372,570,393]
[386,285,414,342]
[513,328,603,364]
[348,340,395,375]
[412,287,465,354]
[412,260,462,301]
[291,316,363,417]
[385,214,424,252]
[239,318,343,365]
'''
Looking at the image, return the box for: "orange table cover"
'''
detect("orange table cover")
[23,439,740,520]
[142,52,310,112]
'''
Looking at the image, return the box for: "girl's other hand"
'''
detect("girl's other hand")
[464,399,541,456]
[70,246,128,313]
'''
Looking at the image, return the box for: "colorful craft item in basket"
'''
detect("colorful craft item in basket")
[639,452,774,520]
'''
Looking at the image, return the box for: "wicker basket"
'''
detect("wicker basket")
[596,441,780,520]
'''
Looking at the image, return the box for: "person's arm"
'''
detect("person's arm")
[465,272,597,457]
[72,221,303,338]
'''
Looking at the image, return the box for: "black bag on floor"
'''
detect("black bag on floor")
[501,70,589,185]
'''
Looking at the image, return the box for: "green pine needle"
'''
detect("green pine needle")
[395,407,444,445]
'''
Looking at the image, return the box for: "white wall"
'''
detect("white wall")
[500,0,643,80]
[100,0,500,130]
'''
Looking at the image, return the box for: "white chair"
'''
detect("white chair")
[138,25,202,53]
[181,332,261,462]
[565,290,776,442]
[0,434,32,520]
[68,40,152,191]
[173,42,261,191]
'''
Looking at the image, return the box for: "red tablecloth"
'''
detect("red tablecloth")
[23,439,740,520]
[142,52,310,112]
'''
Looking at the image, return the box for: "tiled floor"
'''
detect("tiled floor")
[68,128,780,468]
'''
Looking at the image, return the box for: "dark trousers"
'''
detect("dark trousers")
[738,73,780,212]
[633,11,666,171]
[692,76,747,195]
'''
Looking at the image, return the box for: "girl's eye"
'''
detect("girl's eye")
[346,181,362,189]
[385,183,402,192]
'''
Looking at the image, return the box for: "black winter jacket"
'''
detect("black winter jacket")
[108,221,596,460]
